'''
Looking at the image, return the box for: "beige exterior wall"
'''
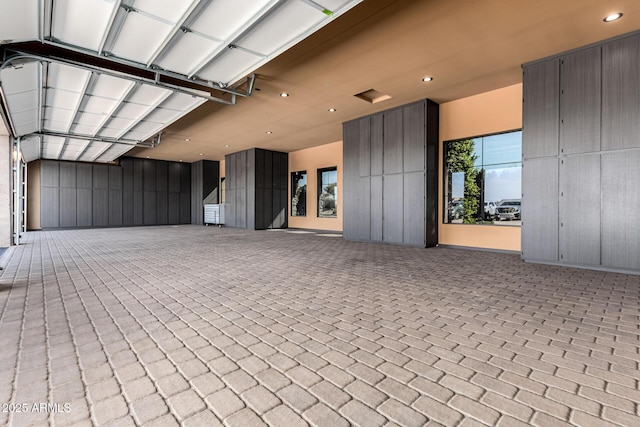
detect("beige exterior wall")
[0,122,11,247]
[27,160,41,230]
[438,83,523,251]
[288,141,343,231]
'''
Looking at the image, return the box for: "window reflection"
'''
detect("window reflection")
[291,171,307,216]
[444,130,522,226]
[317,167,337,218]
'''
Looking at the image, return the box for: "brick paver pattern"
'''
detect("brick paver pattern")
[1,225,639,426]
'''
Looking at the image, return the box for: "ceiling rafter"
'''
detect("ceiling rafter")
[188,0,284,80]
[146,0,211,67]
[115,89,172,139]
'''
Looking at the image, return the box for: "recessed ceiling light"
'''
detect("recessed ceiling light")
[185,138,190,142]
[604,12,623,22]
[199,153,204,156]
[224,144,230,148]
[328,108,337,112]
[179,160,183,162]
[146,156,150,158]
[422,77,433,82]
[280,92,289,97]
[266,131,273,134]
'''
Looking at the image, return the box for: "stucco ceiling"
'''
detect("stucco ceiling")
[128,0,640,162]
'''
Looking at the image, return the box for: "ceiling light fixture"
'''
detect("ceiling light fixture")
[603,13,623,22]
[328,108,337,112]
[280,92,289,97]
[422,77,433,82]
[266,131,273,134]
[185,138,190,142]
[199,153,204,156]
[224,144,230,148]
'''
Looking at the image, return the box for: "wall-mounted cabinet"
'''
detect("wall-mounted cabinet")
[343,99,439,247]
[522,32,640,273]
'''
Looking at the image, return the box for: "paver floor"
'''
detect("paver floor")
[0,225,639,426]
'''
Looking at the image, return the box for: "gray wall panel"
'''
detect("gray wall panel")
[191,161,203,225]
[109,166,122,190]
[156,161,168,192]
[559,155,600,265]
[168,163,181,192]
[602,151,640,270]
[144,191,157,225]
[133,160,143,191]
[403,102,425,173]
[383,109,403,174]
[225,189,236,227]
[41,161,59,187]
[370,176,383,242]
[522,157,558,262]
[523,59,559,159]
[77,189,92,227]
[156,192,168,225]
[59,162,76,188]
[180,163,190,193]
[236,151,247,189]
[602,34,640,151]
[93,189,109,226]
[77,163,92,189]
[168,192,180,224]
[59,188,77,227]
[371,114,383,176]
[560,47,601,155]
[356,177,371,241]
[246,149,255,230]
[93,165,109,190]
[122,158,134,190]
[358,118,371,177]
[342,120,359,240]
[143,160,156,191]
[383,174,403,243]
[236,189,246,228]
[41,187,60,228]
[122,190,134,225]
[403,172,425,246]
[180,192,191,224]
[133,191,143,225]
[109,190,123,226]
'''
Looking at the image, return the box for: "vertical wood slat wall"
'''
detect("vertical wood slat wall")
[224,148,288,230]
[342,99,439,247]
[522,31,640,272]
[38,157,192,229]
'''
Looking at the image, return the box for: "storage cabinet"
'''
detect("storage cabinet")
[343,99,439,247]
[522,33,640,273]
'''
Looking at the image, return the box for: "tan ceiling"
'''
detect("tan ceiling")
[129,0,640,163]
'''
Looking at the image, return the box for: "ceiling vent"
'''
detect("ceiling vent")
[354,89,392,104]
